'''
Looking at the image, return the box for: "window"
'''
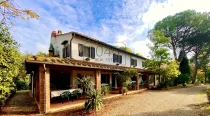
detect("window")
[78,44,95,59]
[63,44,70,58]
[131,58,137,66]
[83,46,90,57]
[91,47,95,59]
[142,61,145,67]
[113,53,122,64]
[78,44,83,56]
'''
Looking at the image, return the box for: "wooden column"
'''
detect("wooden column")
[115,77,117,89]
[146,74,149,88]
[70,70,73,89]
[154,75,156,86]
[136,76,139,90]
[95,71,101,92]
[39,64,50,114]
[109,73,112,85]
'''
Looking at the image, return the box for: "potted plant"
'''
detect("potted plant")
[85,58,90,61]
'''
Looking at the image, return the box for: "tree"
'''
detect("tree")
[146,30,170,83]
[114,69,138,93]
[179,57,190,75]
[186,31,210,83]
[0,23,22,101]
[117,46,134,53]
[175,57,190,86]
[154,10,210,61]
[162,61,180,82]
[0,0,39,25]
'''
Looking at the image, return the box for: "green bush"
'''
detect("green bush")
[101,85,110,96]
[206,88,210,103]
[174,74,190,86]
[158,82,168,88]
[85,89,103,111]
[15,79,29,90]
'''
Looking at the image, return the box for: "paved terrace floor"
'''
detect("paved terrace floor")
[99,85,210,116]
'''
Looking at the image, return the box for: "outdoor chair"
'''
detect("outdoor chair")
[60,91,71,104]
[70,90,79,102]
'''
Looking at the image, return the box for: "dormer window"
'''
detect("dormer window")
[131,58,137,66]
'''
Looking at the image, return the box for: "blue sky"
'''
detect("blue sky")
[11,0,210,58]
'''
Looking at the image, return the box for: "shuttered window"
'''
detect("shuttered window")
[83,46,90,57]
[78,44,83,56]
[113,54,122,64]
[62,44,70,58]
[131,58,137,66]
[113,54,117,62]
[63,48,66,58]
[119,55,122,64]
[66,44,70,57]
[91,47,95,59]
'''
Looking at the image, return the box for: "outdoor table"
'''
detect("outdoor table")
[51,88,83,98]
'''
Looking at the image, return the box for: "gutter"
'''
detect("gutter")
[69,33,75,58]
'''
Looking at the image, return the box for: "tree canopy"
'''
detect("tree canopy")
[0,0,39,25]
[0,23,22,100]
[152,10,210,84]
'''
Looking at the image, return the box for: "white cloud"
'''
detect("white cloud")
[11,0,210,57]
[36,43,49,53]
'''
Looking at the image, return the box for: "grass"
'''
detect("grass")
[196,88,210,112]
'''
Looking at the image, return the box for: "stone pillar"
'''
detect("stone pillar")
[95,71,101,92]
[154,75,156,86]
[39,64,50,114]
[136,76,139,90]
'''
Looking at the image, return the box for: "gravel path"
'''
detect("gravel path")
[1,90,39,115]
[100,85,210,116]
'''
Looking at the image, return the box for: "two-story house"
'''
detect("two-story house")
[25,30,156,113]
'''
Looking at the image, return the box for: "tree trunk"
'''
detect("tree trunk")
[172,44,178,61]
[192,51,198,84]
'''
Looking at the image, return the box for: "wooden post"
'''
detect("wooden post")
[95,71,101,92]
[136,76,139,90]
[146,74,149,88]
[154,75,156,86]
[109,73,112,85]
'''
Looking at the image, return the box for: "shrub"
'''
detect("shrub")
[122,87,128,95]
[206,88,210,103]
[158,82,168,88]
[101,85,110,96]
[15,79,29,90]
[84,89,103,111]
[78,76,94,94]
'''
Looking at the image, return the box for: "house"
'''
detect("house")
[25,30,156,113]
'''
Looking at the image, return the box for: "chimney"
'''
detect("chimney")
[51,31,56,37]
[57,30,62,35]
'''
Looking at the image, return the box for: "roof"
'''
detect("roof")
[57,31,147,60]
[25,57,153,74]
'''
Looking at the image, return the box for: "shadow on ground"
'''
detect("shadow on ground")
[0,91,39,115]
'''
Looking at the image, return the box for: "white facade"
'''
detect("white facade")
[50,32,146,69]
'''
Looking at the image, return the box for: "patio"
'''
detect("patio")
[49,88,147,113]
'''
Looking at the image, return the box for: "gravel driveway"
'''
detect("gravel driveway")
[100,85,210,116]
